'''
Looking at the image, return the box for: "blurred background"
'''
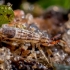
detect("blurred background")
[2,0,70,17]
[1,0,70,37]
[4,0,70,9]
[0,0,69,17]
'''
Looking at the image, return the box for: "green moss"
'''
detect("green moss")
[0,5,14,26]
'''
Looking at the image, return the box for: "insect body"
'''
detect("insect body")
[1,24,60,64]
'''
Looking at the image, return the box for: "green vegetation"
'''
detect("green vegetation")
[37,0,70,9]
[0,5,14,26]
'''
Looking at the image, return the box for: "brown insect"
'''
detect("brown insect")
[0,23,66,65]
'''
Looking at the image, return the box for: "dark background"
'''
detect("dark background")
[5,0,70,10]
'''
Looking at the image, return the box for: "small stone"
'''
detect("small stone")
[63,29,70,47]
